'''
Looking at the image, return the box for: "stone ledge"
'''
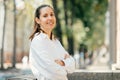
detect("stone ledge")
[112,64,120,70]
[7,70,120,80]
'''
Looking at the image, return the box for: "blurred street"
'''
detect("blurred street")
[0,63,32,80]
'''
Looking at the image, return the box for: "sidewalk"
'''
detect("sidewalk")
[0,61,110,80]
[0,63,32,80]
[86,59,110,70]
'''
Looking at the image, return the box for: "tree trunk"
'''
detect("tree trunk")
[0,0,6,70]
[63,0,68,25]
[12,0,17,68]
[63,0,74,55]
[52,0,63,44]
[69,0,75,56]
[68,37,74,55]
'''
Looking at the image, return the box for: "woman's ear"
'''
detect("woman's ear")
[35,17,40,24]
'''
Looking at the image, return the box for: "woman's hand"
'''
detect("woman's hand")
[64,54,70,59]
[55,54,70,66]
[55,59,65,66]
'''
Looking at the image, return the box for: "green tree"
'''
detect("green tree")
[51,0,108,54]
[70,0,108,50]
[63,0,74,55]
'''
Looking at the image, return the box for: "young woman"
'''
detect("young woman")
[29,4,75,80]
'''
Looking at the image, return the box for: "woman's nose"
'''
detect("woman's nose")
[48,16,52,20]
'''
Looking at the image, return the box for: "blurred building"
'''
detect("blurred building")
[109,0,120,70]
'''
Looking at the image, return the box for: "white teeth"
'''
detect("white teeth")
[48,22,53,25]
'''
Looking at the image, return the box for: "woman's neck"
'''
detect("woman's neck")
[46,31,51,39]
[40,30,52,39]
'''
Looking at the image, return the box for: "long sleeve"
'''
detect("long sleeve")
[56,40,75,73]
[29,35,67,80]
[63,56,75,73]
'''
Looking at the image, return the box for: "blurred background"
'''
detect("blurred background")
[0,0,120,80]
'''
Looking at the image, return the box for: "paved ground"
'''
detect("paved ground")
[0,61,110,80]
[0,69,32,80]
[0,63,32,80]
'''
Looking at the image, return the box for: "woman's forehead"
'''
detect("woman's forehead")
[40,7,54,14]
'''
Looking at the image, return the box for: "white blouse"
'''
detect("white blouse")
[29,32,75,80]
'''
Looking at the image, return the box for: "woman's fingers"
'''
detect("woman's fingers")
[54,54,70,66]
[64,54,70,59]
[55,59,65,66]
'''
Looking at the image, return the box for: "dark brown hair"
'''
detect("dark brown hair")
[29,4,55,41]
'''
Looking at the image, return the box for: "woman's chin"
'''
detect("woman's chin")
[48,25,55,28]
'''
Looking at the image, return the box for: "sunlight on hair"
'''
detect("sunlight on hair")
[32,0,52,8]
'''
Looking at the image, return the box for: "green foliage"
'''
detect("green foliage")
[71,0,108,50]
[60,0,108,51]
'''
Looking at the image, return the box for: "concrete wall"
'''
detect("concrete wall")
[7,70,120,80]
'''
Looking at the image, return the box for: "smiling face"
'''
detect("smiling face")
[36,6,56,34]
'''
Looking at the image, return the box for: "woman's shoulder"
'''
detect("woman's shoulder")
[32,32,47,43]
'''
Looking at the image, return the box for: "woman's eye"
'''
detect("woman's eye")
[43,13,54,18]
[51,13,54,16]
[43,15,47,17]
[43,14,47,17]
